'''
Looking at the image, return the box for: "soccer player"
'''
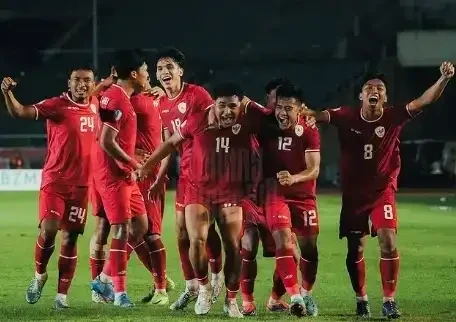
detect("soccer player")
[261,84,321,316]
[154,47,223,309]
[301,62,454,319]
[137,82,272,317]
[130,81,176,305]
[90,49,150,308]
[1,66,98,309]
[240,78,293,316]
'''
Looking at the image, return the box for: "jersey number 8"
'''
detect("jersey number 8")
[364,144,373,159]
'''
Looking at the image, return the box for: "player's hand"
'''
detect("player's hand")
[147,176,168,200]
[277,170,296,186]
[305,116,317,128]
[135,167,149,182]
[440,61,454,79]
[99,67,118,88]
[143,86,165,98]
[134,148,151,165]
[207,105,216,127]
[1,77,17,93]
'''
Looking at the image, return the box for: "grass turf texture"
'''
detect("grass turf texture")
[0,191,455,321]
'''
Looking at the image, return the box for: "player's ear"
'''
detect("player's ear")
[384,95,388,103]
[130,70,138,79]
[178,68,184,77]
[67,79,71,90]
[358,93,362,101]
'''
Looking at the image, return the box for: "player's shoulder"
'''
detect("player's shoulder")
[186,83,209,96]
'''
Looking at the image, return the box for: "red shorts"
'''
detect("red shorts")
[264,194,319,237]
[137,178,165,235]
[175,176,188,212]
[92,181,146,225]
[339,188,397,239]
[241,197,275,257]
[39,184,89,234]
[184,183,241,213]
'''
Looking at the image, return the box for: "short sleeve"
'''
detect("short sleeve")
[177,109,207,139]
[192,86,213,113]
[99,96,126,132]
[322,106,350,127]
[33,97,62,121]
[303,126,320,152]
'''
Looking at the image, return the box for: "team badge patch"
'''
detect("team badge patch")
[232,124,241,135]
[295,125,304,137]
[375,126,385,138]
[114,110,123,121]
[178,102,187,114]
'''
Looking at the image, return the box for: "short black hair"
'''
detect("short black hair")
[112,49,146,80]
[68,65,96,79]
[264,77,292,94]
[155,47,185,68]
[276,84,304,103]
[212,82,244,100]
[360,72,388,90]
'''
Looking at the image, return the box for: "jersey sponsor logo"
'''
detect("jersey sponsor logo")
[90,104,97,114]
[114,110,123,121]
[295,124,304,137]
[67,106,79,111]
[178,102,187,114]
[232,124,241,135]
[375,126,385,138]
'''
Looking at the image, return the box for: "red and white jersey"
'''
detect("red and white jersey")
[324,105,418,197]
[33,92,98,187]
[158,83,213,179]
[92,84,137,186]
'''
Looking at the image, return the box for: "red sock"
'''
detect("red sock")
[226,288,238,300]
[129,239,154,273]
[178,238,195,280]
[346,251,367,297]
[240,248,257,303]
[271,268,287,299]
[35,235,55,274]
[275,248,300,296]
[206,227,223,274]
[89,249,105,280]
[57,244,77,295]
[109,238,128,293]
[102,257,111,277]
[300,255,318,292]
[380,249,400,299]
[148,238,167,290]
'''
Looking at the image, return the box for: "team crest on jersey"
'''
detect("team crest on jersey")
[90,104,97,114]
[375,126,385,138]
[295,125,304,137]
[178,102,187,114]
[232,124,241,135]
[114,110,123,121]
[153,99,159,107]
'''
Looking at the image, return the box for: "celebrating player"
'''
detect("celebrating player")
[137,82,272,317]
[153,47,224,309]
[1,66,98,309]
[301,62,454,319]
[240,78,292,316]
[261,84,321,316]
[130,81,175,305]
[90,50,150,308]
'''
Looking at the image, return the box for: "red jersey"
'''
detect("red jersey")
[131,93,162,177]
[33,93,98,188]
[324,105,417,196]
[158,83,213,179]
[261,117,320,200]
[93,84,137,185]
[178,102,269,201]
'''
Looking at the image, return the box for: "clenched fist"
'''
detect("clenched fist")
[1,77,17,93]
[440,61,454,79]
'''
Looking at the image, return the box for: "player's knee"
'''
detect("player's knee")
[111,223,129,240]
[61,231,78,247]
[272,228,293,250]
[146,233,161,241]
[241,228,259,253]
[39,227,58,242]
[189,236,206,250]
[379,239,396,255]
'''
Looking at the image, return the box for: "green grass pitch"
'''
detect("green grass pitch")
[0,191,455,321]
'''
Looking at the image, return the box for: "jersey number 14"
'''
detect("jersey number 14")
[216,137,230,153]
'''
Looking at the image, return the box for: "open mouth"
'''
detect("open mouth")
[277,115,289,128]
[75,88,87,96]
[220,114,235,126]
[368,94,379,104]
[161,76,172,84]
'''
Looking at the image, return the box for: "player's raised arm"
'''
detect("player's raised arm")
[407,61,454,114]
[137,130,183,180]
[1,77,38,119]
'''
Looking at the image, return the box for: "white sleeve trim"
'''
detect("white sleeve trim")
[32,105,39,120]
[305,149,320,153]
[103,122,119,132]
[405,104,412,117]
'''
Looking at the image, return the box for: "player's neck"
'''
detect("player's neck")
[165,83,183,99]
[115,80,135,97]
[361,106,383,121]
